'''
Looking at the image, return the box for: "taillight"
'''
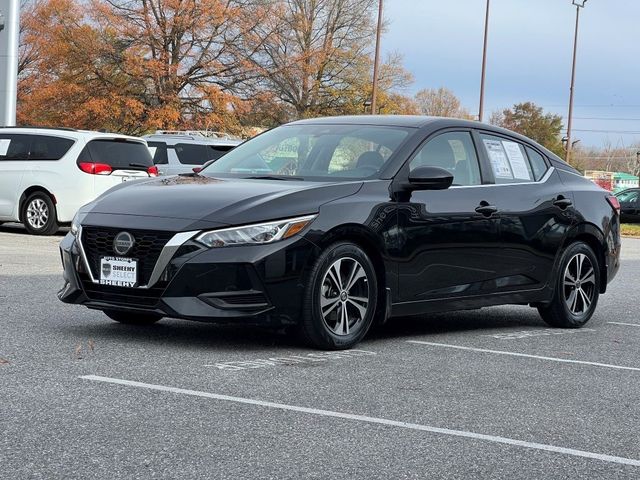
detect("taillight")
[147,165,159,176]
[192,167,202,173]
[606,195,621,215]
[78,162,113,175]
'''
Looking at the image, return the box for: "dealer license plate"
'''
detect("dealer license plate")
[100,256,138,287]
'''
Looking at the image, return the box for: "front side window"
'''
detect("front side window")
[202,125,410,180]
[410,131,481,186]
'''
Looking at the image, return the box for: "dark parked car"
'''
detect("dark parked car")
[58,116,621,349]
[615,188,640,223]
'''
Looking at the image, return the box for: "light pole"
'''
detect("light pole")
[478,0,490,122]
[636,152,640,187]
[565,0,587,162]
[371,0,384,115]
[0,0,20,127]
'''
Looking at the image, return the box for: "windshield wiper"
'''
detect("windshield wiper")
[241,175,303,181]
[129,162,150,168]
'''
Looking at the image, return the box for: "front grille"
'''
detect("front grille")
[82,227,174,285]
[81,276,166,308]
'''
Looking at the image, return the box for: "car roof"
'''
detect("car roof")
[288,115,571,166]
[143,134,241,146]
[0,127,145,143]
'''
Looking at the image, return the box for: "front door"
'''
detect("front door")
[397,131,503,303]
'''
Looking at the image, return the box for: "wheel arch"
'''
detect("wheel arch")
[18,186,57,223]
[561,222,608,294]
[312,223,391,323]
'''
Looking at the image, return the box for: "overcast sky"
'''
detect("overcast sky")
[382,0,640,148]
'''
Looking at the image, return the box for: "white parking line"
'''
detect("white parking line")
[407,341,640,372]
[81,375,640,467]
[609,322,640,328]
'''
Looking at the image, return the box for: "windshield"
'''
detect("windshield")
[201,124,411,180]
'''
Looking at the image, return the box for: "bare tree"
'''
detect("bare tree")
[414,87,471,119]
[246,0,382,118]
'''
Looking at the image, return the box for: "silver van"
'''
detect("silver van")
[144,131,241,175]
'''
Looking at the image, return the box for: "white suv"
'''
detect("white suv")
[144,131,241,175]
[0,127,157,235]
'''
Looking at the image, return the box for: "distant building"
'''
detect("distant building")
[613,172,639,192]
[584,170,639,192]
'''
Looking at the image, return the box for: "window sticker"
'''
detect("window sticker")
[448,139,467,161]
[502,141,531,180]
[0,139,10,156]
[483,139,513,178]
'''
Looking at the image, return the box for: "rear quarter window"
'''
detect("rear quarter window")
[78,139,153,170]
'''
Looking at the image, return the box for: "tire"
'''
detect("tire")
[538,241,600,328]
[21,192,59,235]
[103,310,163,325]
[299,242,378,350]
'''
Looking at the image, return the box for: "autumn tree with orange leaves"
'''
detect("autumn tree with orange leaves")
[18,0,415,133]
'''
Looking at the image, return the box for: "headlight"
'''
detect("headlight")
[195,215,316,248]
[70,211,86,236]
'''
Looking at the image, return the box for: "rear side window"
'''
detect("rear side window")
[147,141,168,165]
[525,147,549,181]
[78,139,153,171]
[174,143,236,165]
[29,135,75,160]
[207,145,235,161]
[174,143,209,165]
[480,134,536,184]
[0,134,73,161]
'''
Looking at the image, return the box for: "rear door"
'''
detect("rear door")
[476,131,576,291]
[397,130,504,303]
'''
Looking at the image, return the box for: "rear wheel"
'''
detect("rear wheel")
[22,192,59,235]
[103,310,163,325]
[299,242,378,350]
[538,241,600,328]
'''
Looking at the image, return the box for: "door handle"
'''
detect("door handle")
[553,197,573,209]
[475,203,498,217]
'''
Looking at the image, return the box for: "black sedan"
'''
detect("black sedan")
[58,116,621,349]
[615,188,640,223]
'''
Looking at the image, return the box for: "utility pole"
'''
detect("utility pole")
[566,0,587,162]
[478,0,490,122]
[371,0,384,115]
[0,0,20,126]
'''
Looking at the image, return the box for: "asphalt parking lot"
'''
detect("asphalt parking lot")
[1,223,639,479]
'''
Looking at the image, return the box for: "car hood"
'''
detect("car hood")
[84,175,363,228]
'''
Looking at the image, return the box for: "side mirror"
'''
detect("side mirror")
[406,166,454,191]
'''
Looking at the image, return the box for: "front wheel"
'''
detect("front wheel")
[299,242,378,350]
[538,241,600,328]
[103,310,163,325]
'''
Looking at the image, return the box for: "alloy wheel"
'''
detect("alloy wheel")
[320,257,370,336]
[26,198,49,230]
[563,253,596,315]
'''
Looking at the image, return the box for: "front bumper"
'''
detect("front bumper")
[58,231,318,326]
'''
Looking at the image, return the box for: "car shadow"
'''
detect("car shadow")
[58,306,546,352]
[0,223,68,236]
[369,307,546,344]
